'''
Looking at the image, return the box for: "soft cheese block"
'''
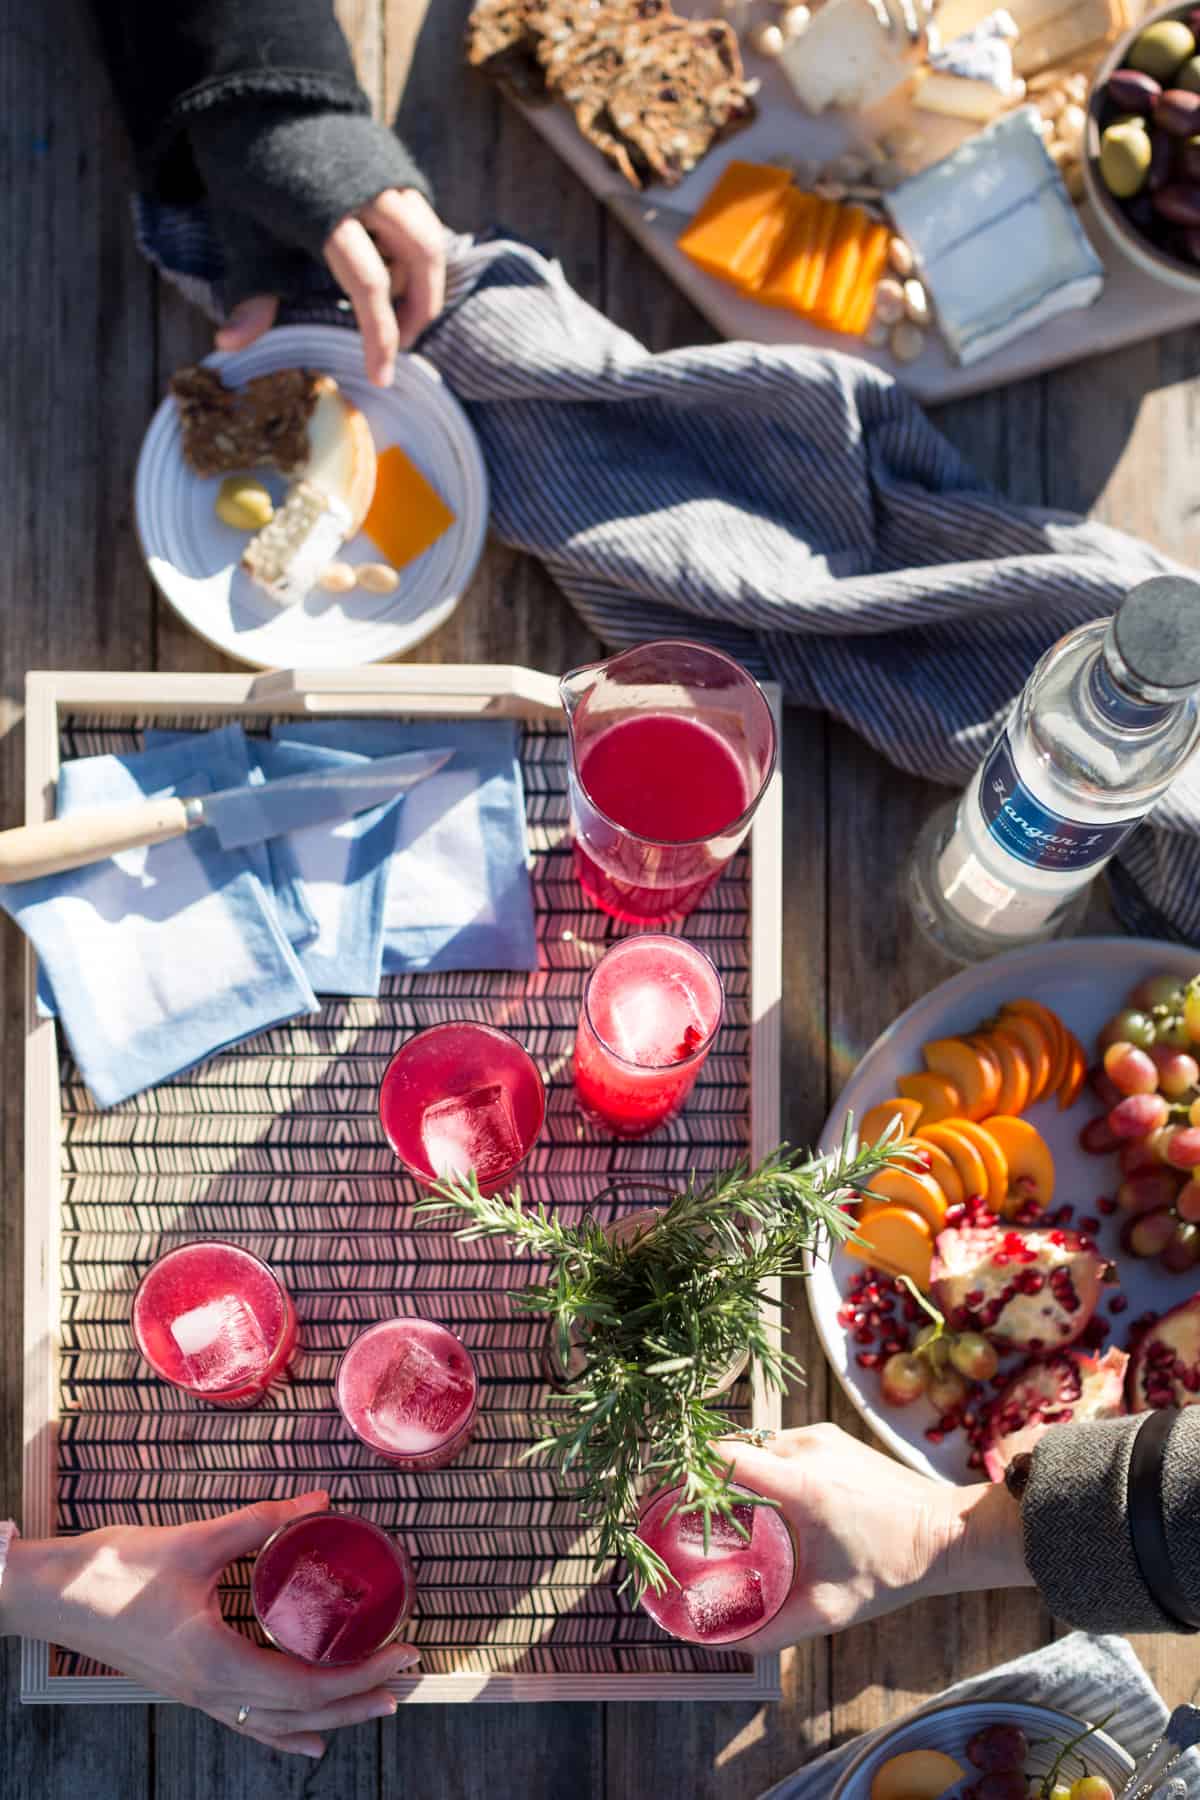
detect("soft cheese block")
[1012,0,1126,74]
[916,10,1024,121]
[780,0,922,112]
[886,105,1104,365]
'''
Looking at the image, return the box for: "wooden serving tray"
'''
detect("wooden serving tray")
[504,0,1200,403]
[19,665,783,1705]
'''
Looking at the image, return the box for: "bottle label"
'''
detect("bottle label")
[977,733,1140,873]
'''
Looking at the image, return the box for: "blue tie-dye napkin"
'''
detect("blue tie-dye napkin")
[271,719,537,973]
[1,727,318,1107]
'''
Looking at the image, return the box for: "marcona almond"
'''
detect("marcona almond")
[317,561,356,594]
[356,562,401,594]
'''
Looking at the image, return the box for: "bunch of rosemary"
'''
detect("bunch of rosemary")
[415,1122,910,1597]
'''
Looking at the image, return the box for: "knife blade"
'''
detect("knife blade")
[0,747,454,883]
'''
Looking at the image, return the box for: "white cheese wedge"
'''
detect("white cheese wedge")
[916,10,1023,121]
[1012,0,1122,73]
[780,0,922,112]
[886,105,1104,366]
[241,481,353,609]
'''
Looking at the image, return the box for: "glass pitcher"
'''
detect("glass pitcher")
[559,640,777,923]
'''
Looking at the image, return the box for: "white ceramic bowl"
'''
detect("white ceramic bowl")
[830,1697,1134,1798]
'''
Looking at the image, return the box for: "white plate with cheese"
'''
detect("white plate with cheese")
[503,0,1200,402]
[135,325,489,670]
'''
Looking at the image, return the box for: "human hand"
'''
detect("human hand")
[0,1491,418,1758]
[713,1424,1033,1653]
[216,188,447,387]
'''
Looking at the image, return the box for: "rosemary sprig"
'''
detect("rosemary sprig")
[414,1120,910,1599]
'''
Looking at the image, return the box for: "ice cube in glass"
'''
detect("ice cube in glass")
[420,1082,521,1184]
[169,1294,269,1390]
[260,1551,366,1662]
[677,1502,756,1552]
[682,1564,765,1639]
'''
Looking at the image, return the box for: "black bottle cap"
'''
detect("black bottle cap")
[1114,576,1200,693]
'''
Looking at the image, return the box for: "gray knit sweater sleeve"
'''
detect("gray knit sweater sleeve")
[1021,1408,1200,1632]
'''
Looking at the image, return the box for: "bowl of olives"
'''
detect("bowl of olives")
[1085,4,1200,289]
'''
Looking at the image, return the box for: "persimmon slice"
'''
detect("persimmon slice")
[1001,998,1069,1096]
[844,1202,934,1290]
[978,1026,1032,1118]
[921,1036,1001,1121]
[985,1115,1055,1212]
[1057,1031,1087,1110]
[946,1119,1009,1212]
[992,1010,1052,1103]
[897,1071,961,1124]
[916,1121,989,1204]
[908,1135,965,1206]
[858,1097,924,1146]
[864,1164,949,1235]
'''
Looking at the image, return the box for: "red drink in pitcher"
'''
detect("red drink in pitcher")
[561,641,777,923]
[379,1021,545,1194]
[252,1511,414,1666]
[132,1241,298,1406]
[337,1317,479,1469]
[637,1484,795,1646]
[574,934,723,1137]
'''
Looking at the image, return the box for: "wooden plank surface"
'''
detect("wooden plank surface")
[2,0,1199,1794]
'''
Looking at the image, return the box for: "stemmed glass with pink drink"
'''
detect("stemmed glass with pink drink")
[560,640,777,923]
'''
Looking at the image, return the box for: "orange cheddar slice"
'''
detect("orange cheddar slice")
[363,446,456,572]
[676,161,793,286]
[842,221,892,336]
[758,193,823,309]
[811,206,870,331]
[797,198,842,314]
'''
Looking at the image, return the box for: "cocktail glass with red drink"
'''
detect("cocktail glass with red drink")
[560,640,777,923]
[252,1510,414,1666]
[337,1316,479,1470]
[379,1020,545,1194]
[132,1240,299,1407]
[574,934,724,1137]
[636,1483,795,1646]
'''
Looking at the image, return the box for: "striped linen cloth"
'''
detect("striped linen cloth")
[135,207,1200,945]
[758,1630,1200,1798]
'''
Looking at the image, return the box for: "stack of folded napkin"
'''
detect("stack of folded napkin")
[0,720,536,1108]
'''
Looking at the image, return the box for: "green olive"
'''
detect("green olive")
[1100,118,1153,198]
[1177,53,1200,94]
[215,476,274,532]
[1126,19,1196,82]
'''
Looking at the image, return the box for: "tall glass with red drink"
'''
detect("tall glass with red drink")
[636,1483,795,1646]
[560,641,777,923]
[379,1020,545,1194]
[337,1316,479,1469]
[574,934,723,1137]
[252,1511,414,1665]
[132,1240,299,1407]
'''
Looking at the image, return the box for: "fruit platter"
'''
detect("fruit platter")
[810,935,1200,1484]
[466,0,1200,403]
[831,1698,1134,1799]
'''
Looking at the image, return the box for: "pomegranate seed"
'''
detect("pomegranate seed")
[854,1325,874,1346]
[855,1351,881,1369]
[1027,1337,1045,1351]
[994,1254,1011,1268]
[925,1427,944,1443]
[1185,1370,1200,1393]
[945,1204,966,1228]
[967,1449,983,1470]
[1109,1294,1128,1314]
[1080,1217,1100,1234]
[1017,1271,1045,1295]
[965,1289,985,1307]
[1097,1197,1117,1216]
[902,1299,921,1322]
[837,1306,855,1327]
[882,1335,906,1356]
[939,1410,961,1431]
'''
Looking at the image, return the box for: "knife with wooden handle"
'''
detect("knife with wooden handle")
[0,747,453,883]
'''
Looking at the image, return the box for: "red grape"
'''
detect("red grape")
[880,1352,928,1406]
[927,1367,969,1414]
[1164,1221,1200,1272]
[1119,1139,1161,1178]
[1124,1208,1178,1258]
[1165,1126,1200,1169]
[1088,1065,1122,1109]
[1108,1093,1169,1139]
[1102,1042,1158,1095]
[1080,1115,1123,1155]
[965,1723,1029,1771]
[948,1333,999,1382]
[1178,1180,1200,1222]
[1151,1046,1200,1098]
[1117,1169,1181,1214]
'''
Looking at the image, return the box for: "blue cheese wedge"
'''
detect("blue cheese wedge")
[917,11,1023,121]
[780,0,922,112]
[886,106,1103,366]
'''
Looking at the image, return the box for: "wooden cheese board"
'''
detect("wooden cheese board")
[19,664,784,1706]
[493,0,1200,403]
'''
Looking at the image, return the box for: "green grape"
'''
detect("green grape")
[1131,973,1185,1010]
[1102,1008,1155,1050]
[1157,1015,1193,1051]
[1186,985,1200,1044]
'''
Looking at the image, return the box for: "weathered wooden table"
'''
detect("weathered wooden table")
[2,3,1199,1795]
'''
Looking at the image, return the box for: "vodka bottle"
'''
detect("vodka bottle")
[907,576,1200,963]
